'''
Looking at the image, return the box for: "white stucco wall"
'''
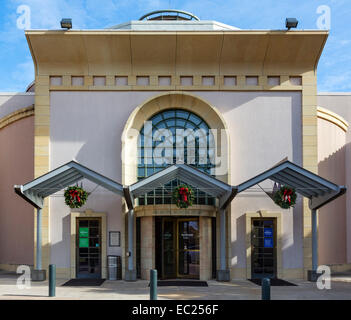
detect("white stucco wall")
[202,92,303,270]
[49,91,302,270]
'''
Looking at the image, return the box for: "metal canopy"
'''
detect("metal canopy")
[14,159,346,212]
[14,161,124,209]
[127,164,237,210]
[14,159,345,280]
[237,160,346,210]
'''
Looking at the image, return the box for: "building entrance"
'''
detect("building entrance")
[156,217,200,279]
[251,218,277,279]
[76,218,101,278]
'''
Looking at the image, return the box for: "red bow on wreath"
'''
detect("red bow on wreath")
[69,189,81,202]
[283,189,292,204]
[179,187,188,202]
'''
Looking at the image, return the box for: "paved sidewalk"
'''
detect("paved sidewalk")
[1,273,351,300]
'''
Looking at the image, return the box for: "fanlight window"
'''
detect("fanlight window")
[137,109,216,205]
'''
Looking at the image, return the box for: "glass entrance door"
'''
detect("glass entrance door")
[251,218,277,279]
[76,218,101,279]
[177,219,200,278]
[161,217,200,279]
[162,218,176,278]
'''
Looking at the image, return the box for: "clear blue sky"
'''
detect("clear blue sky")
[0,0,350,92]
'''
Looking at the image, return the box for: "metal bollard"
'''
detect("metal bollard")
[49,264,56,297]
[261,278,271,300]
[150,269,157,300]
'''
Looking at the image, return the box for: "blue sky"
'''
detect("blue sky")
[0,0,350,92]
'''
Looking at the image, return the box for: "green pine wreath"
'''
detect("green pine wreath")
[173,184,194,208]
[64,186,89,208]
[273,185,297,209]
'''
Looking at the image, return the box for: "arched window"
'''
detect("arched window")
[137,109,215,205]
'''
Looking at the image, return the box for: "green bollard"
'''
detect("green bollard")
[150,269,157,300]
[261,278,271,300]
[49,264,56,297]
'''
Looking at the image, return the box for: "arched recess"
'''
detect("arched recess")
[121,92,230,187]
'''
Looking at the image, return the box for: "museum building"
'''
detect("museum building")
[0,10,350,282]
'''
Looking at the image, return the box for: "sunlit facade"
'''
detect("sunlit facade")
[0,10,350,281]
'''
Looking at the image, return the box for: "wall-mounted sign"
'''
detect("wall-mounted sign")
[109,231,120,247]
[79,227,89,238]
[264,227,273,237]
[264,238,274,248]
[79,237,89,248]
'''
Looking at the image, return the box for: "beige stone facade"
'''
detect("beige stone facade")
[2,13,351,282]
[30,27,326,280]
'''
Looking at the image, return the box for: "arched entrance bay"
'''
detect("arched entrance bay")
[121,92,231,280]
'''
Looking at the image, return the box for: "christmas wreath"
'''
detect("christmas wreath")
[173,184,194,208]
[273,185,297,209]
[64,186,89,208]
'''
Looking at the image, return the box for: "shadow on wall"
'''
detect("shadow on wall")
[74,138,122,182]
[290,93,302,165]
[234,214,245,277]
[318,144,347,265]
[0,94,35,268]
[48,91,304,278]
[0,114,34,268]
[47,125,125,278]
[47,192,123,278]
[233,195,303,279]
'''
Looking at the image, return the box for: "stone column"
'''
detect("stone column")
[200,216,212,280]
[32,208,46,281]
[308,209,319,282]
[217,208,230,281]
[36,208,42,270]
[140,216,155,280]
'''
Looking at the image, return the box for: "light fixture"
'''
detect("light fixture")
[285,18,298,30]
[60,18,72,29]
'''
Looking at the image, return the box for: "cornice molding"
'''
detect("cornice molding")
[317,106,349,132]
[0,105,34,130]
